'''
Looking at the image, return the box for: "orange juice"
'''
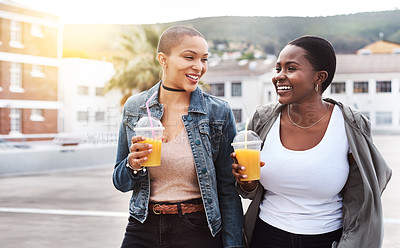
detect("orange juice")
[138,138,162,167]
[235,148,260,181]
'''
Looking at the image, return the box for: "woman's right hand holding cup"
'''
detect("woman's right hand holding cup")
[231,152,264,192]
[128,136,153,170]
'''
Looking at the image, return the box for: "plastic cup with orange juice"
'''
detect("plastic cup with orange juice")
[134,116,164,167]
[231,130,262,181]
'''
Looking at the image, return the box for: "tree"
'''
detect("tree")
[105,25,162,105]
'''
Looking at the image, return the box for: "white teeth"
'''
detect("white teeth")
[187,74,199,80]
[277,86,292,90]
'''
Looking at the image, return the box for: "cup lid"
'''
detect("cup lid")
[133,116,164,130]
[231,130,262,146]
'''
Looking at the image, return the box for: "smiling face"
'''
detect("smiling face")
[272,45,321,105]
[158,35,208,92]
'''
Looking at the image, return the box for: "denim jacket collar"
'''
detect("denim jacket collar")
[139,82,162,110]
[139,81,207,115]
[188,85,207,115]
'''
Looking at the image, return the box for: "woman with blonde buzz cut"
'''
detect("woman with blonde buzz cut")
[113,25,244,248]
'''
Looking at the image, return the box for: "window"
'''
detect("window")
[10,108,22,133]
[231,82,242,97]
[232,109,242,123]
[95,87,104,96]
[376,112,392,125]
[9,20,24,48]
[30,109,44,121]
[77,111,88,122]
[30,24,44,38]
[95,111,105,122]
[376,81,391,93]
[330,82,346,94]
[78,86,89,95]
[209,83,225,97]
[31,64,45,78]
[10,62,23,92]
[353,81,368,93]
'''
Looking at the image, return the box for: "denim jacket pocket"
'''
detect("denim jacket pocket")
[123,111,144,146]
[199,123,212,157]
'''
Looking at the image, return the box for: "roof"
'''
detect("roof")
[336,54,400,74]
[356,40,400,54]
[204,59,275,78]
[203,54,400,77]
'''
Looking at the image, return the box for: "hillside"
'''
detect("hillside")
[63,10,400,60]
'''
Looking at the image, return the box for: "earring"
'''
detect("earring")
[315,84,319,92]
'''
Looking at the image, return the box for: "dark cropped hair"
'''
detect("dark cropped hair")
[288,35,336,93]
[157,26,205,55]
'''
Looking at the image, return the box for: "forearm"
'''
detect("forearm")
[112,157,147,192]
[235,181,259,200]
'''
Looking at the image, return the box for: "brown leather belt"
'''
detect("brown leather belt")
[149,202,204,215]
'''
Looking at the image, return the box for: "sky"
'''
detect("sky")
[12,0,400,24]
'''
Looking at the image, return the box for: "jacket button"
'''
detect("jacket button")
[187,116,192,121]
[202,168,207,173]
[195,139,201,145]
[207,198,212,203]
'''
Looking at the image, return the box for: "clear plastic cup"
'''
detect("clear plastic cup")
[134,117,164,167]
[231,130,262,181]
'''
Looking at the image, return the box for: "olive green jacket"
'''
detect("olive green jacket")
[237,98,392,248]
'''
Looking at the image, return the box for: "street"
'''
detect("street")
[0,134,399,247]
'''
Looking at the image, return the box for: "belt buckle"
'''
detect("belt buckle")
[153,204,161,215]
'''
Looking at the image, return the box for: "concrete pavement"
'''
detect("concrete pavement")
[0,165,130,248]
[0,134,399,248]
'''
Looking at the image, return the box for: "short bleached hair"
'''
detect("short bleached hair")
[157,25,205,55]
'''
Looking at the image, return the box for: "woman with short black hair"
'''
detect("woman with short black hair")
[232,35,391,248]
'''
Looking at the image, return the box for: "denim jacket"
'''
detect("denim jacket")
[113,82,244,248]
[237,98,392,248]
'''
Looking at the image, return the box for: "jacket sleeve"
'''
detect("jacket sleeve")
[236,181,259,200]
[214,103,244,248]
[338,108,392,248]
[112,105,148,193]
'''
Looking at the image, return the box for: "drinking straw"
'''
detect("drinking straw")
[244,118,249,149]
[146,91,158,139]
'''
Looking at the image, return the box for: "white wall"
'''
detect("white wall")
[204,72,275,130]
[59,58,122,143]
[325,72,400,133]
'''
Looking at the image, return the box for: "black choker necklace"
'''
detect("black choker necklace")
[161,83,186,92]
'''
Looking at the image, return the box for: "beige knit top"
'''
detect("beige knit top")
[148,128,202,203]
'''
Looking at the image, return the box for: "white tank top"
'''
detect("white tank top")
[259,105,350,234]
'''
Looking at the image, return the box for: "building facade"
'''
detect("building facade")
[59,58,121,144]
[202,59,276,129]
[204,47,400,134]
[325,53,400,133]
[0,0,62,139]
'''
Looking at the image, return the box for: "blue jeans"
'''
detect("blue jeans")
[121,211,222,248]
[251,217,342,248]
